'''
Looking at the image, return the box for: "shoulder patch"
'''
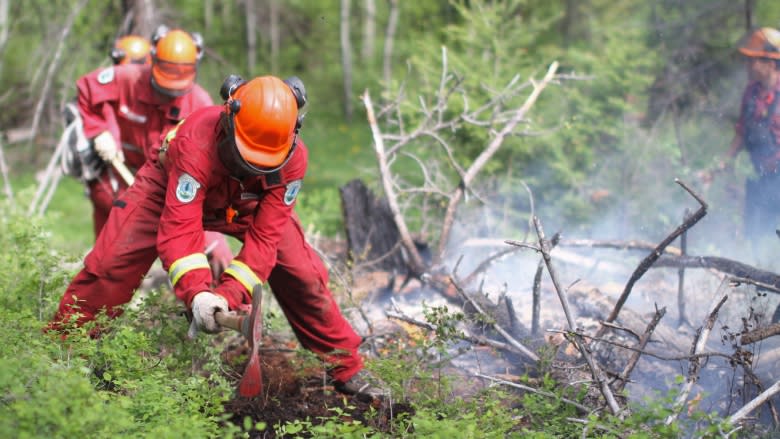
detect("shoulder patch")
[284,180,302,206]
[97,67,115,85]
[175,173,201,203]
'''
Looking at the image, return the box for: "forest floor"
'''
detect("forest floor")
[220,335,415,437]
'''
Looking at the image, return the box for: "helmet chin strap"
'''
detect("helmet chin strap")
[217,112,297,178]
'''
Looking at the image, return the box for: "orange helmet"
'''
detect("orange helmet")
[110,35,151,65]
[150,28,203,96]
[739,27,780,60]
[219,76,301,174]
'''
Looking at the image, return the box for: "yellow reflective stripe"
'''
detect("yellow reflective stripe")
[168,253,210,286]
[224,260,262,293]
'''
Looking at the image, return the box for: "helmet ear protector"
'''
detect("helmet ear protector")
[217,74,306,177]
[109,48,125,65]
[149,25,204,62]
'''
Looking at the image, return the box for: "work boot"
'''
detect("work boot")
[334,369,388,401]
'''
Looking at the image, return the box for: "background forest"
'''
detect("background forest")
[1,0,778,254]
[2,0,780,437]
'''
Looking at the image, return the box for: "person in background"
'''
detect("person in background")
[109,34,152,66]
[75,26,233,274]
[50,75,383,400]
[719,27,780,256]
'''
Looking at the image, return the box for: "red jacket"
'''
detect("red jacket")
[157,106,307,308]
[76,64,213,168]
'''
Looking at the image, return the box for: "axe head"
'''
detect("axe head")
[238,284,264,397]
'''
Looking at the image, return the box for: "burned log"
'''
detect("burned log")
[339,179,429,273]
[654,255,780,291]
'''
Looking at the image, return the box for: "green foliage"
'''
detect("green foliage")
[0,200,241,438]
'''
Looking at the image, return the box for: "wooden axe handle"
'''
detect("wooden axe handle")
[215,310,248,338]
[111,157,135,186]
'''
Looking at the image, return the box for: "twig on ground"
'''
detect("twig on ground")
[386,310,525,356]
[447,274,540,363]
[474,372,590,414]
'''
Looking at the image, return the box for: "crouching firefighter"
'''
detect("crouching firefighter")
[48,75,382,399]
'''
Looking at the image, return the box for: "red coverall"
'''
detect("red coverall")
[75,63,232,268]
[51,106,363,382]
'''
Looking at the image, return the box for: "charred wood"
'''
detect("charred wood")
[741,322,780,345]
[653,256,780,292]
[339,179,429,274]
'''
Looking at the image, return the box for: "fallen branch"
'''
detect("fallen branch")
[740,322,780,345]
[665,279,728,425]
[474,372,590,414]
[616,306,666,392]
[560,238,682,256]
[533,215,621,416]
[448,274,540,363]
[362,91,426,276]
[386,310,526,357]
[601,179,707,336]
[653,257,780,292]
[727,380,780,426]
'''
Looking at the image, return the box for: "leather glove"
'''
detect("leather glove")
[93,131,124,162]
[191,291,229,334]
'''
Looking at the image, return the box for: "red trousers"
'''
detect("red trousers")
[55,164,363,381]
[87,168,233,275]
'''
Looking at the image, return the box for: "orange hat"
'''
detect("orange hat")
[739,27,780,60]
[111,35,151,65]
[150,29,202,96]
[229,76,299,168]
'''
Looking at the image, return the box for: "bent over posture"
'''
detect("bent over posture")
[50,75,377,397]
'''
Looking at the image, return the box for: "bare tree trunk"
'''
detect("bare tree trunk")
[0,139,12,201]
[745,0,753,31]
[361,0,375,62]
[246,0,257,73]
[340,0,354,120]
[29,0,88,152]
[204,0,212,30]
[269,0,279,75]
[0,0,9,59]
[382,0,399,91]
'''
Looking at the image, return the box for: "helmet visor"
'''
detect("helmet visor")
[152,60,197,94]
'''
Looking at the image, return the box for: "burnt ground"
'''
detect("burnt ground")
[219,334,415,438]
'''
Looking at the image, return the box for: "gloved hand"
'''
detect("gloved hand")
[191,291,229,334]
[93,131,124,162]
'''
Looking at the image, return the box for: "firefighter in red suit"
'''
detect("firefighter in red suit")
[51,75,380,398]
[76,27,232,273]
[717,28,780,251]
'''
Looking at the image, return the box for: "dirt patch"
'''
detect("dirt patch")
[221,336,413,437]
